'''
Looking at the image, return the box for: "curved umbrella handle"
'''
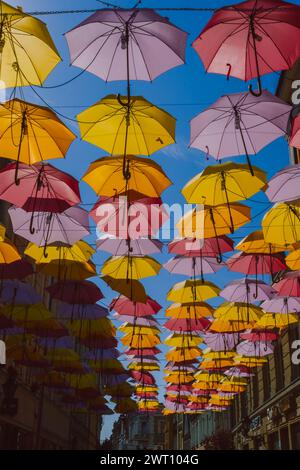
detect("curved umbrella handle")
[29,213,35,235]
[249,77,262,97]
[117,93,131,108]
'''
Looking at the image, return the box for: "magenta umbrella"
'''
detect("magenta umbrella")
[236,340,274,357]
[109,295,161,317]
[203,332,240,351]
[166,384,193,393]
[240,330,278,342]
[0,260,34,280]
[125,347,161,356]
[273,271,300,297]
[96,236,163,256]
[131,370,155,385]
[265,164,300,202]
[261,296,300,314]
[224,366,254,378]
[163,255,224,281]
[227,252,286,275]
[113,313,159,327]
[190,90,291,174]
[164,317,211,332]
[47,281,103,304]
[9,205,89,249]
[220,278,276,303]
[65,9,187,83]
[165,400,187,412]
[193,0,300,95]
[168,236,233,258]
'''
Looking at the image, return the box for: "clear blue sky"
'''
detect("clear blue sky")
[10,0,300,440]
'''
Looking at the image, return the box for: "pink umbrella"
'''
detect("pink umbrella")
[236,340,274,357]
[227,252,286,275]
[164,255,224,281]
[47,281,103,304]
[224,366,254,378]
[220,278,276,302]
[166,384,193,393]
[203,332,240,351]
[273,271,300,297]
[168,236,233,258]
[240,330,278,342]
[131,370,155,385]
[109,296,161,317]
[265,164,300,202]
[96,236,163,256]
[193,0,300,95]
[165,400,187,412]
[164,317,211,332]
[113,314,159,327]
[261,296,300,313]
[125,347,161,356]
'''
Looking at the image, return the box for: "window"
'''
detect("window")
[274,342,285,391]
[263,359,271,400]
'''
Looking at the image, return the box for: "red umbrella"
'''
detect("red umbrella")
[227,252,286,275]
[168,236,233,258]
[125,347,161,356]
[164,317,211,332]
[166,384,193,392]
[110,295,161,317]
[273,271,300,297]
[47,281,103,304]
[240,330,278,341]
[131,370,156,385]
[192,0,300,96]
[0,260,34,280]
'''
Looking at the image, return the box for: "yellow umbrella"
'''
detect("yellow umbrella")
[138,400,159,409]
[0,2,60,88]
[214,302,263,323]
[200,359,234,370]
[286,249,300,270]
[202,350,236,360]
[167,279,220,303]
[236,230,286,253]
[209,395,233,406]
[1,303,52,322]
[182,162,266,205]
[82,155,172,197]
[164,373,194,384]
[102,275,147,302]
[89,359,125,374]
[262,201,300,245]
[25,240,94,264]
[209,318,255,333]
[218,383,246,393]
[194,373,224,382]
[166,302,214,318]
[77,95,175,156]
[254,313,298,329]
[136,386,158,393]
[164,333,203,348]
[37,259,96,281]
[165,347,201,362]
[177,203,251,239]
[0,238,21,263]
[119,324,160,335]
[189,395,210,404]
[0,223,6,241]
[68,318,116,339]
[102,255,161,280]
[128,363,160,371]
[234,356,267,367]
[121,333,160,348]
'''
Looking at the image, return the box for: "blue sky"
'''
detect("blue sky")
[9,0,300,440]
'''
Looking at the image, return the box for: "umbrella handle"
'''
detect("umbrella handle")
[226,63,232,80]
[249,18,263,97]
[249,79,262,98]
[117,93,131,108]
[29,213,35,235]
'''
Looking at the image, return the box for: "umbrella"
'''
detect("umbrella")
[2,303,52,324]
[110,295,161,317]
[102,255,161,280]
[265,164,300,202]
[78,95,175,179]
[189,90,291,174]
[66,8,187,82]
[121,333,160,348]
[25,319,68,339]
[177,203,251,241]
[236,230,285,253]
[126,347,161,356]
[224,366,254,378]
[164,333,202,347]
[192,0,300,95]
[214,302,263,323]
[82,155,172,197]
[273,271,300,297]
[97,236,163,256]
[102,276,147,302]
[91,193,168,238]
[220,278,276,302]
[0,280,41,305]
[227,252,286,275]
[0,239,21,264]
[240,330,278,342]
[37,259,96,281]
[0,100,76,183]
[168,236,234,258]
[9,205,89,250]
[286,248,300,271]
[165,302,213,319]
[25,240,94,264]
[164,317,211,332]
[167,279,220,303]
[0,259,33,280]
[236,340,274,357]
[254,313,298,329]
[114,314,159,327]
[209,318,255,333]
[47,281,103,305]
[165,348,201,362]
[163,255,224,280]
[0,1,60,88]
[203,332,240,351]
[261,296,300,314]
[262,201,300,245]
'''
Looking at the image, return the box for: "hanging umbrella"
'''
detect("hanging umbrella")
[261,296,300,314]
[102,255,161,280]
[47,280,103,304]
[164,333,202,348]
[167,279,220,303]
[0,1,61,88]
[192,0,300,95]
[163,255,224,279]
[273,271,300,297]
[114,314,159,327]
[164,317,211,332]
[66,8,187,82]
[126,347,161,356]
[224,366,254,378]
[177,203,251,240]
[227,252,286,275]
[237,340,274,357]
[83,155,172,197]
[0,280,41,305]
[262,201,300,245]
[265,164,300,202]
[236,230,286,253]
[214,302,263,323]
[68,317,115,341]
[0,259,33,280]
[1,303,52,324]
[9,205,89,248]
[110,295,161,317]
[240,330,278,342]
[121,333,160,348]
[56,302,108,320]
[25,240,94,264]
[202,332,240,351]
[37,259,96,281]
[0,239,21,264]
[209,318,255,333]
[97,236,163,256]
[286,248,300,271]
[254,313,298,329]
[102,275,147,302]
[0,100,76,183]
[220,278,276,302]
[25,318,68,339]
[168,236,233,258]
[132,371,156,385]
[165,302,213,319]
[189,90,291,174]
[165,348,201,362]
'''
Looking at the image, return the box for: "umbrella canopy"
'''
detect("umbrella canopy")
[102,255,161,280]
[163,255,224,278]
[121,333,160,348]
[168,236,234,257]
[164,316,211,332]
[97,236,163,256]
[236,230,285,254]
[57,303,108,320]
[164,333,202,347]
[286,249,300,271]
[47,281,103,305]
[77,95,175,156]
[262,201,300,245]
[240,330,278,342]
[273,271,300,297]
[0,259,33,280]
[182,163,266,205]
[82,155,172,198]
[165,348,201,362]
[0,280,41,305]
[227,252,286,274]
[192,0,300,93]
[236,340,274,357]
[0,239,21,264]
[254,313,298,329]
[214,302,263,323]
[265,164,300,202]
[203,332,240,352]
[167,279,220,303]
[189,90,291,173]
[165,302,213,319]
[37,259,96,281]
[66,8,187,82]
[220,278,276,303]
[0,1,60,88]
[1,303,52,323]
[110,295,161,317]
[25,240,94,264]
[102,276,147,302]
[9,205,89,247]
[261,296,300,314]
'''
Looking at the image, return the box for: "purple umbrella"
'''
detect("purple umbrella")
[224,366,254,378]
[85,348,120,361]
[163,255,224,280]
[236,340,274,357]
[190,90,291,175]
[104,374,131,386]
[112,313,159,327]
[261,296,300,314]
[0,280,41,305]
[220,278,276,303]
[96,236,163,256]
[165,400,187,412]
[165,364,196,373]
[56,302,108,320]
[202,332,240,351]
[9,205,90,248]
[65,9,187,83]
[265,164,300,202]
